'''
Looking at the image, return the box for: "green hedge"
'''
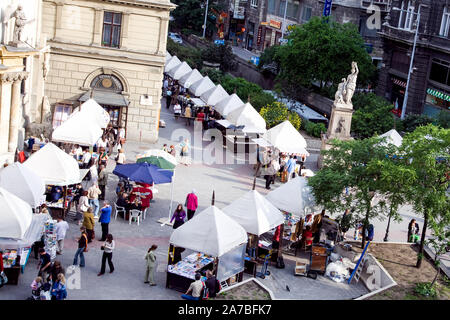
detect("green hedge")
[302,119,326,138]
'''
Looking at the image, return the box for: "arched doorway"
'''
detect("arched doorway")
[78,73,129,129]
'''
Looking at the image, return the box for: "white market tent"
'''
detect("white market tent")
[200,84,229,106]
[263,120,309,155]
[379,129,403,147]
[23,143,81,186]
[215,93,244,116]
[226,102,267,133]
[52,109,103,146]
[164,55,182,73]
[0,162,45,208]
[222,190,284,236]
[169,206,248,257]
[0,213,50,247]
[178,68,203,89]
[0,187,33,239]
[71,99,111,129]
[189,76,215,97]
[166,51,172,62]
[167,61,193,80]
[266,176,315,217]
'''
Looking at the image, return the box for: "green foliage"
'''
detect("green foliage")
[249,91,277,112]
[259,102,301,130]
[166,38,202,70]
[258,45,280,74]
[435,110,450,129]
[414,282,437,298]
[402,114,434,133]
[201,44,237,72]
[200,68,225,84]
[304,120,326,138]
[351,93,395,139]
[274,17,375,97]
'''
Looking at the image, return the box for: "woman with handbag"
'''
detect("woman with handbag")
[73,227,88,268]
[98,234,115,276]
[82,207,95,243]
[76,191,90,226]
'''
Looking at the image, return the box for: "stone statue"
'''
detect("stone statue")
[335,117,345,134]
[43,52,50,80]
[10,5,34,45]
[344,61,359,105]
[334,78,347,105]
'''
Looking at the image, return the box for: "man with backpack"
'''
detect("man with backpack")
[205,270,221,298]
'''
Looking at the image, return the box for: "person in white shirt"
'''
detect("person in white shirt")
[55,218,70,255]
[173,103,181,120]
[116,149,126,165]
[97,136,107,150]
[98,234,115,276]
[82,150,92,169]
[181,273,204,300]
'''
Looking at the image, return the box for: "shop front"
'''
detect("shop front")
[390,76,407,114]
[423,87,450,118]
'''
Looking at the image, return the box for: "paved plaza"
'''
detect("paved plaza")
[0,100,431,300]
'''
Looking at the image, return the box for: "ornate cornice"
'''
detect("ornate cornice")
[1,71,29,83]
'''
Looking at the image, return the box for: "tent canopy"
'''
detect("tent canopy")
[200,84,229,106]
[263,120,308,155]
[75,98,111,128]
[0,187,33,240]
[165,55,181,73]
[0,162,45,208]
[169,206,248,257]
[166,51,172,62]
[23,143,81,186]
[0,213,50,248]
[266,176,315,217]
[222,190,285,236]
[113,162,173,185]
[52,109,103,146]
[179,69,203,89]
[215,93,244,116]
[189,76,215,97]
[167,61,193,80]
[226,102,266,133]
[379,129,403,147]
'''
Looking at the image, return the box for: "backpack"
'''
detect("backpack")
[366,224,374,241]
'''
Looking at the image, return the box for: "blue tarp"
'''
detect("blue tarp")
[113,162,173,185]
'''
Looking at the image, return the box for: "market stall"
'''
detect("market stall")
[214,93,244,116]
[379,129,403,147]
[200,84,229,106]
[167,206,248,292]
[165,55,182,73]
[225,102,267,134]
[178,68,203,89]
[167,61,192,80]
[189,76,215,97]
[261,120,309,156]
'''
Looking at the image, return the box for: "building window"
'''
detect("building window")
[391,51,410,74]
[301,6,312,23]
[429,58,450,87]
[398,1,415,31]
[52,104,72,129]
[268,0,276,14]
[287,1,299,20]
[440,7,450,37]
[279,1,287,17]
[250,0,258,8]
[102,12,122,48]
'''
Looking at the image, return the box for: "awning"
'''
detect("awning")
[79,90,129,107]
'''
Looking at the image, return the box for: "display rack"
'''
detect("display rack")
[44,219,57,260]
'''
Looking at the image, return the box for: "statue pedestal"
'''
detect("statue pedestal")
[317,103,354,168]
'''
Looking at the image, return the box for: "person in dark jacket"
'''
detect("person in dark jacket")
[48,260,65,283]
[407,219,420,243]
[73,227,88,267]
[170,204,186,229]
[205,270,220,298]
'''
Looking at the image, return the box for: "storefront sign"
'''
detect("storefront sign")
[269,20,281,29]
[427,88,450,102]
[392,77,407,88]
[260,21,269,26]
[257,26,262,45]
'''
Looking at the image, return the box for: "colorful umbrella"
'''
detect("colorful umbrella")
[136,149,177,170]
[113,162,173,185]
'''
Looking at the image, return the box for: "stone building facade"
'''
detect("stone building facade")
[377,0,450,116]
[41,0,175,143]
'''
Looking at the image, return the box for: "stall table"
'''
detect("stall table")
[166,252,214,292]
[2,248,31,285]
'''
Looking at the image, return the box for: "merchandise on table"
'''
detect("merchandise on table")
[2,249,18,268]
[44,219,57,260]
[167,252,213,280]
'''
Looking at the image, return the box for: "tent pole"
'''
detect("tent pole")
[168,169,175,222]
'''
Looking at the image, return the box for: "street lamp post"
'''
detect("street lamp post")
[281,0,288,40]
[202,0,210,38]
[393,4,427,120]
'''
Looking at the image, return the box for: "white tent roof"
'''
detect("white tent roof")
[226,102,266,133]
[263,120,308,154]
[23,143,82,186]
[189,76,215,97]
[179,69,203,89]
[167,61,193,80]
[166,51,172,62]
[165,55,181,73]
[200,84,230,106]
[215,93,245,116]
[74,99,110,129]
[379,129,403,147]
[52,110,103,146]
[0,187,33,239]
[169,206,248,257]
[0,213,49,247]
[266,176,315,217]
[0,162,45,208]
[222,190,285,236]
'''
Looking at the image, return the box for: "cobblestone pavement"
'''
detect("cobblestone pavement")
[0,99,424,300]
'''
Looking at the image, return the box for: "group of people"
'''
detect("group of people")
[162,139,191,166]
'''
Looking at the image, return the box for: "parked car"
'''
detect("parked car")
[168,32,183,44]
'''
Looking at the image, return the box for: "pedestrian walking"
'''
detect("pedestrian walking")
[98,165,109,200]
[144,244,157,286]
[165,87,172,109]
[115,148,126,165]
[73,227,88,268]
[98,234,115,276]
[88,183,101,218]
[284,155,296,181]
[184,104,192,126]
[82,207,95,243]
[185,189,198,220]
[264,159,280,190]
[99,201,112,241]
[170,204,186,229]
[179,138,191,166]
[55,217,69,255]
[76,190,90,226]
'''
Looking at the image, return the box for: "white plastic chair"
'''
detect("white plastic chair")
[129,209,141,226]
[141,208,148,221]
[114,203,126,220]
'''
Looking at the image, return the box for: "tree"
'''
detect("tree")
[400,125,450,268]
[308,137,392,248]
[274,17,375,99]
[259,102,301,130]
[201,43,237,72]
[167,38,202,70]
[427,213,450,287]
